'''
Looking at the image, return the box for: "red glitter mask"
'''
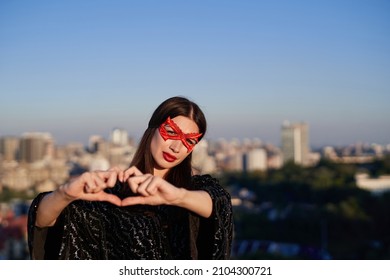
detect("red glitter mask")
[159,117,202,152]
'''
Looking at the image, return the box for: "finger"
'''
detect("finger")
[108,166,124,182]
[118,169,125,183]
[121,195,148,206]
[128,174,153,195]
[106,170,119,187]
[85,172,111,194]
[95,170,118,186]
[97,192,122,206]
[83,173,99,193]
[123,166,144,181]
[137,176,154,196]
[144,177,159,195]
[90,171,117,191]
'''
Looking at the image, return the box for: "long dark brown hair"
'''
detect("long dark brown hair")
[130,96,207,189]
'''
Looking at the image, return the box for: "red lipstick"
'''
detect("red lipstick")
[163,152,177,162]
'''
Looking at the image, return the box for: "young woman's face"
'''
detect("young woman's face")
[151,115,201,177]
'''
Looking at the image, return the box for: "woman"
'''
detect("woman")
[28,96,233,259]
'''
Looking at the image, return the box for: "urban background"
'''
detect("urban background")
[1,0,389,261]
[1,122,389,260]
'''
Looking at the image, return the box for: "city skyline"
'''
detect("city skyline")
[1,1,389,147]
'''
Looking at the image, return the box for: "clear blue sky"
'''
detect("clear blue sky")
[1,0,389,147]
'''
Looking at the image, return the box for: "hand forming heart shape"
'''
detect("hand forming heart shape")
[60,166,184,208]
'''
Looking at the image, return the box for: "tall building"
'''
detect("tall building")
[246,148,267,171]
[192,140,217,174]
[0,136,20,161]
[110,128,128,147]
[19,132,54,163]
[281,121,310,166]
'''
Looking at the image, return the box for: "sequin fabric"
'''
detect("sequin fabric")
[27,174,233,260]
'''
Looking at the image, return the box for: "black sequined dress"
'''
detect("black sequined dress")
[28,174,233,260]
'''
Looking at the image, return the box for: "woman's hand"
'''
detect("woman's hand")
[36,169,122,227]
[120,166,212,218]
[59,169,122,206]
[121,172,184,207]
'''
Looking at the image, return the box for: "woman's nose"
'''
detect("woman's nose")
[169,139,181,153]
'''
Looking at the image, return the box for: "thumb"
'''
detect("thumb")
[121,196,148,207]
[99,193,122,206]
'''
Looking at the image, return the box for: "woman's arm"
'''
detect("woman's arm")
[35,186,74,227]
[175,188,212,218]
[35,170,121,227]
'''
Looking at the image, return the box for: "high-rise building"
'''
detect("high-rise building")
[19,132,54,163]
[281,121,310,165]
[192,140,217,174]
[110,128,128,147]
[246,148,267,171]
[0,136,20,161]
